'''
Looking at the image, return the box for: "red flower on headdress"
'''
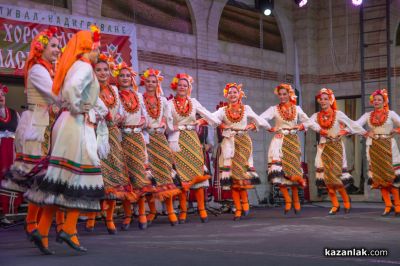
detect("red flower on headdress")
[0,83,8,94]
[170,73,193,90]
[139,68,164,96]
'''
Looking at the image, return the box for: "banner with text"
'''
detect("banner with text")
[0,4,138,77]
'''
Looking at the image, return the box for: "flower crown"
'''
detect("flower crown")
[33,27,58,55]
[140,68,163,85]
[223,83,245,99]
[97,53,116,70]
[112,61,138,91]
[111,62,137,78]
[317,88,337,110]
[0,83,9,94]
[274,83,297,105]
[170,73,193,90]
[370,89,388,103]
[90,24,101,50]
[370,89,389,111]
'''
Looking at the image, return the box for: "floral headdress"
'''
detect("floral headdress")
[223,83,246,102]
[0,83,8,94]
[97,53,117,70]
[112,61,138,91]
[370,89,389,111]
[274,83,297,105]
[316,88,337,110]
[140,68,164,96]
[170,73,194,96]
[90,25,101,50]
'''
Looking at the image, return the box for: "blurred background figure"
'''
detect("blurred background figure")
[0,83,22,225]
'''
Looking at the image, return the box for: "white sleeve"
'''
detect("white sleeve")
[138,93,147,125]
[298,106,320,131]
[29,65,59,104]
[356,113,369,127]
[163,98,174,131]
[212,107,225,123]
[337,111,366,135]
[62,63,93,114]
[94,97,108,118]
[308,113,320,133]
[390,111,400,127]
[193,98,220,127]
[259,106,275,122]
[246,105,271,129]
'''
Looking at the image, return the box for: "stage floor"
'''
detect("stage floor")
[1,203,399,266]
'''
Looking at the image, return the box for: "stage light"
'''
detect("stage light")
[294,0,308,7]
[264,8,272,16]
[352,0,362,6]
[256,0,274,16]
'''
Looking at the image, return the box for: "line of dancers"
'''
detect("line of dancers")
[1,26,400,255]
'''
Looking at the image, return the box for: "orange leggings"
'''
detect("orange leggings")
[232,188,250,217]
[327,187,350,210]
[37,206,80,248]
[279,186,301,211]
[381,187,400,213]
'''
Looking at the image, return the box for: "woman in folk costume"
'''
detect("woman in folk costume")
[141,68,181,226]
[213,83,270,220]
[84,56,137,234]
[0,84,22,225]
[309,88,366,215]
[212,102,233,203]
[357,89,400,216]
[260,83,317,215]
[25,27,105,254]
[167,73,220,223]
[115,63,158,230]
[1,27,65,237]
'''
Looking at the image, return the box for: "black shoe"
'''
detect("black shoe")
[200,217,209,223]
[24,221,36,241]
[138,222,147,230]
[104,220,117,234]
[233,216,241,221]
[31,230,55,255]
[381,207,392,216]
[120,223,130,231]
[146,212,157,226]
[107,228,117,234]
[120,216,131,231]
[344,208,351,214]
[167,212,178,226]
[284,204,292,215]
[198,209,208,223]
[329,206,340,215]
[242,210,250,217]
[395,212,400,217]
[178,211,187,224]
[294,209,301,215]
[57,230,87,252]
